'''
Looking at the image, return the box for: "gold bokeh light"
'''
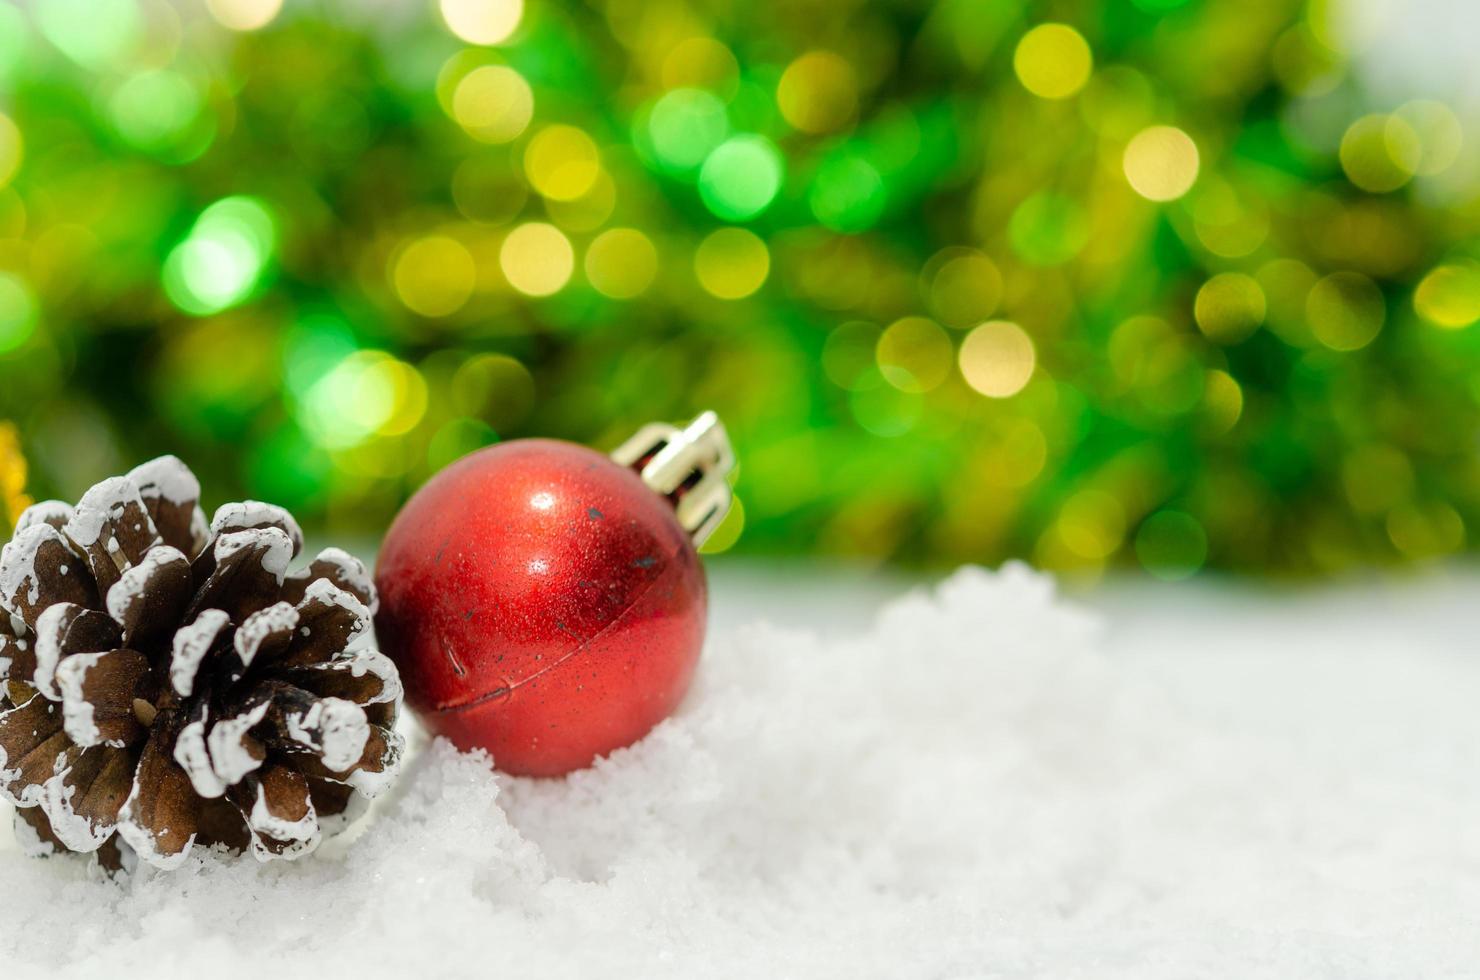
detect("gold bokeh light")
[1339,114,1420,193]
[1194,272,1266,345]
[1123,125,1199,202]
[960,320,1036,398]
[205,0,283,31]
[452,65,534,144]
[777,51,859,134]
[662,37,740,97]
[694,228,770,300]
[524,124,601,202]
[500,222,574,297]
[877,316,952,393]
[1307,271,1385,351]
[0,113,20,190]
[1394,100,1464,177]
[1013,24,1093,100]
[1201,369,1244,435]
[1414,263,1480,329]
[926,249,1003,329]
[585,227,658,299]
[392,235,477,318]
[440,0,523,45]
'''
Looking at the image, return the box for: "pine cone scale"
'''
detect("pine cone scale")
[257,682,371,770]
[233,600,303,670]
[0,693,65,806]
[44,742,132,852]
[126,457,209,556]
[287,580,372,665]
[117,725,202,865]
[65,478,165,596]
[194,795,250,852]
[188,528,295,624]
[236,763,318,859]
[282,549,377,612]
[293,722,400,796]
[283,649,402,716]
[199,697,272,787]
[1,612,37,683]
[0,456,404,872]
[1,523,98,625]
[55,647,151,747]
[169,608,230,699]
[33,604,122,699]
[107,545,193,648]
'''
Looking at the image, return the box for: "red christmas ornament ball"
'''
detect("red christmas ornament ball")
[375,436,716,777]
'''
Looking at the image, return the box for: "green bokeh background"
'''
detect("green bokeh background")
[1,0,1478,581]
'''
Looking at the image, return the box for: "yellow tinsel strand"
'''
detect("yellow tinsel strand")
[0,421,32,531]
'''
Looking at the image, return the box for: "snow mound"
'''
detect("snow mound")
[2,564,1479,978]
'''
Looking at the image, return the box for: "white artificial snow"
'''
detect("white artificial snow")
[3,564,1480,978]
[315,790,369,838]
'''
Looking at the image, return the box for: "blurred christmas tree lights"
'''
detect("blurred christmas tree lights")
[0,0,1476,580]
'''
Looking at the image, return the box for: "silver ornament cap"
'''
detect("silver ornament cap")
[611,411,736,546]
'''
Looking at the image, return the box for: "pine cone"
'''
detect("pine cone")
[0,457,403,871]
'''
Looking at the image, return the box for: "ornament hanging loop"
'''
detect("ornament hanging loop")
[612,411,735,546]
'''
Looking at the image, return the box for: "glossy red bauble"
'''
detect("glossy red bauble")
[374,440,707,777]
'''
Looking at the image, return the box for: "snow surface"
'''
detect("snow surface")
[3,562,1480,978]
